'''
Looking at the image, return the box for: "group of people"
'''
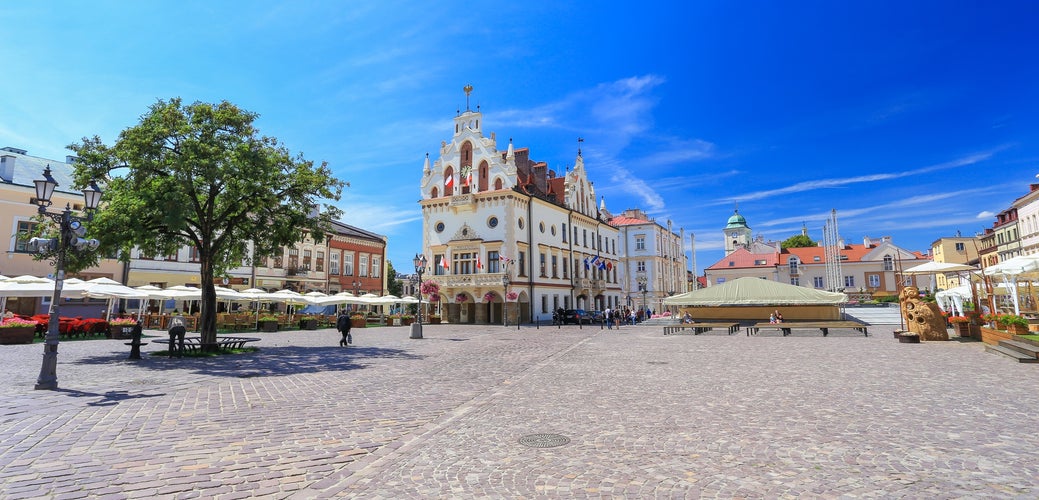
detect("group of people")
[602,307,643,329]
[768,309,784,324]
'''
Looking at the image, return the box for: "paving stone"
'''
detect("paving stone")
[0,324,1037,497]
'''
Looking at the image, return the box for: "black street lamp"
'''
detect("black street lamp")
[502,261,512,327]
[637,273,648,322]
[411,254,427,339]
[29,166,103,390]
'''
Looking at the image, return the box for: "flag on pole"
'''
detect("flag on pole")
[606,261,613,272]
[583,257,590,270]
[590,256,600,269]
[477,255,483,270]
[499,255,511,263]
[445,174,454,190]
[440,255,449,269]
[597,258,607,271]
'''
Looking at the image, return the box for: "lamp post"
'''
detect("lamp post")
[411,254,426,339]
[637,273,648,323]
[29,166,103,390]
[502,261,512,327]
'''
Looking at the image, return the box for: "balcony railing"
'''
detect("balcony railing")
[287,267,310,276]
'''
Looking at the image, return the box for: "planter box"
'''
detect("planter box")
[898,334,921,343]
[259,321,278,332]
[980,327,1014,346]
[953,323,971,337]
[303,319,318,330]
[401,318,414,326]
[109,325,135,339]
[428,317,441,324]
[391,318,402,326]
[350,318,367,328]
[0,327,36,344]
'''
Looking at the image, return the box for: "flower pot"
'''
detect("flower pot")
[0,327,36,345]
[898,334,921,343]
[428,317,441,324]
[350,318,366,328]
[303,319,318,330]
[109,325,135,339]
[954,323,971,337]
[1008,324,1029,335]
[401,318,414,326]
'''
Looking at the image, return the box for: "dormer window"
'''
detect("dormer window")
[789,258,799,274]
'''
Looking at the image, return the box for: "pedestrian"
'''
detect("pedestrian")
[604,308,612,329]
[629,309,637,325]
[774,310,784,323]
[336,310,352,346]
[167,316,186,358]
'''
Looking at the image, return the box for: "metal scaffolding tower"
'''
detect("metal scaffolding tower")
[823,209,843,292]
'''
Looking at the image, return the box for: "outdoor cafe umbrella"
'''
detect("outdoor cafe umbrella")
[0,275,88,298]
[81,277,150,320]
[984,255,1039,315]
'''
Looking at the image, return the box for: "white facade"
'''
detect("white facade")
[420,101,622,323]
[612,209,689,313]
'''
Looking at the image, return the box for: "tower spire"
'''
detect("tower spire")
[464,83,474,111]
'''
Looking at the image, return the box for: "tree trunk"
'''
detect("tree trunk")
[199,253,218,351]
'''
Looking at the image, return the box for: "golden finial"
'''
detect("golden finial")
[463,84,474,111]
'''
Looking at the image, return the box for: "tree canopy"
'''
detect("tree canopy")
[782,234,817,248]
[69,98,346,346]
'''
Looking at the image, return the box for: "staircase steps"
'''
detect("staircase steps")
[985,340,1039,363]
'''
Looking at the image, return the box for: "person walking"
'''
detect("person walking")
[604,308,613,329]
[336,311,352,347]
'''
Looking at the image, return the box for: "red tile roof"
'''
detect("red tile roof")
[706,248,779,269]
[609,216,650,226]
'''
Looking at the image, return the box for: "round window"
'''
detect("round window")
[518,218,524,230]
[435,222,445,233]
[539,222,545,233]
[550,225,556,236]
[488,216,498,228]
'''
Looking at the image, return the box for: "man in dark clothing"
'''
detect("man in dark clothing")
[336,312,352,347]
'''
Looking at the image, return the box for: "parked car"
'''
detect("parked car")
[586,310,605,324]
[559,309,585,324]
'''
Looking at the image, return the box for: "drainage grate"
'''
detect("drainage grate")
[518,433,570,448]
[647,361,669,365]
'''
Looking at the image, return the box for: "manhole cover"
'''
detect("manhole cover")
[519,433,570,448]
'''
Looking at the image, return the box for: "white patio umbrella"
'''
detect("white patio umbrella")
[82,277,150,320]
[902,262,976,274]
[0,275,87,298]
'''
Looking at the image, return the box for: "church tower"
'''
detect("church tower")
[723,208,752,254]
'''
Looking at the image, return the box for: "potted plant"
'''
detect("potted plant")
[401,314,414,326]
[108,317,138,339]
[428,314,442,324]
[998,314,1029,335]
[0,317,38,344]
[258,315,279,332]
[948,315,971,337]
[389,313,403,326]
[350,312,367,328]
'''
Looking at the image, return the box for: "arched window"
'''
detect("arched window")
[431,186,439,198]
[883,255,893,271]
[460,142,473,194]
[494,178,503,190]
[479,160,489,191]
[444,166,454,196]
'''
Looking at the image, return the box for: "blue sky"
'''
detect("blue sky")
[3,1,1038,275]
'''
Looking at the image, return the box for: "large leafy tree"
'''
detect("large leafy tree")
[782,234,817,248]
[69,98,345,347]
[386,260,403,298]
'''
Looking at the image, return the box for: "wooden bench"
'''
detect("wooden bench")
[746,321,869,337]
[663,322,740,335]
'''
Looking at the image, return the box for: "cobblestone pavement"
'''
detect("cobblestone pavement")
[1,324,1038,498]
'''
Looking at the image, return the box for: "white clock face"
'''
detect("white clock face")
[70,220,82,231]
[730,232,738,238]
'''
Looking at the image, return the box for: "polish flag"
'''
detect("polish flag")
[440,255,449,269]
[466,170,473,186]
[477,255,483,269]
[445,175,454,189]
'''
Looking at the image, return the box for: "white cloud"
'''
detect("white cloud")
[976,211,995,219]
